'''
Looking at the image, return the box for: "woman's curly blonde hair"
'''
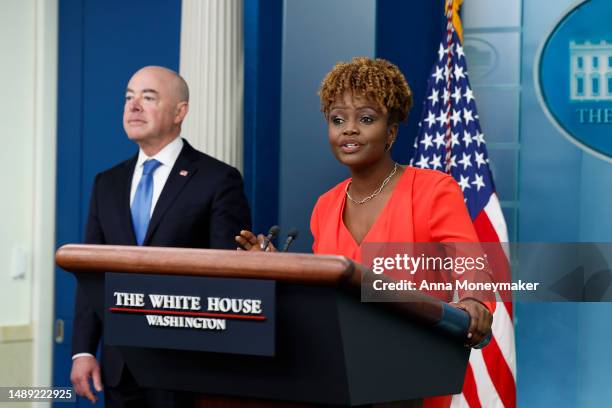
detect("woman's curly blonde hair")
[319,57,413,124]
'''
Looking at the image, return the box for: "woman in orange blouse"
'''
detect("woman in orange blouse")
[236,57,492,347]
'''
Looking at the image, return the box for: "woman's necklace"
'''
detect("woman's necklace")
[345,162,399,205]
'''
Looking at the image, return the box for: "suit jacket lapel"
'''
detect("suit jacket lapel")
[143,142,199,245]
[120,156,138,245]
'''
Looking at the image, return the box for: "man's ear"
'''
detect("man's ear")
[175,101,189,124]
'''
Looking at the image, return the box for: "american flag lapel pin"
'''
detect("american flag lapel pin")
[179,170,189,177]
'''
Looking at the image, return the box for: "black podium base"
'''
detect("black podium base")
[196,395,422,408]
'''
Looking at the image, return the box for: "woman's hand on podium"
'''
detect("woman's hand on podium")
[452,298,493,347]
[235,230,277,252]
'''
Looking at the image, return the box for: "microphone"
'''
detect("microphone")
[281,229,299,252]
[261,225,280,251]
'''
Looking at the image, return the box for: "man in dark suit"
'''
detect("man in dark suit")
[70,66,251,406]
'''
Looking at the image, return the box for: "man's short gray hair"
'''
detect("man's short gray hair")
[174,73,189,103]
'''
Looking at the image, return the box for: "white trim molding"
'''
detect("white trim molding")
[32,0,57,392]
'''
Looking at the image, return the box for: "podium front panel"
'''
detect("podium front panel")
[75,273,469,406]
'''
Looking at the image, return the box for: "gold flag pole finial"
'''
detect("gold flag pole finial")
[445,0,464,43]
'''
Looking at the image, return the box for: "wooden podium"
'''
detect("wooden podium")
[56,244,471,407]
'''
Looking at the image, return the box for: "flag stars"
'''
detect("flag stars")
[458,152,472,170]
[420,133,434,150]
[438,43,447,61]
[451,86,462,104]
[458,174,471,191]
[434,132,446,149]
[463,130,473,148]
[456,44,465,59]
[472,174,486,191]
[428,88,439,106]
[474,131,486,147]
[424,111,436,128]
[442,88,450,105]
[451,132,460,147]
[463,108,474,125]
[432,66,444,83]
[430,154,442,170]
[464,86,475,104]
[415,155,430,169]
[454,65,465,80]
[450,109,462,126]
[436,108,450,127]
[413,34,497,210]
[475,151,487,168]
[444,65,452,81]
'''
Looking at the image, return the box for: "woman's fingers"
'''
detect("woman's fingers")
[234,231,278,252]
[453,299,492,347]
[256,234,279,252]
[235,230,261,251]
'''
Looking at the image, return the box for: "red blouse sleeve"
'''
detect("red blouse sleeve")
[428,175,495,312]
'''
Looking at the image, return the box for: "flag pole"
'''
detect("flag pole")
[444,0,456,173]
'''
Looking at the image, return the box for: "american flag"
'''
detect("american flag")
[410,1,517,407]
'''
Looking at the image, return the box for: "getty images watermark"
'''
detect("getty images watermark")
[360,243,612,302]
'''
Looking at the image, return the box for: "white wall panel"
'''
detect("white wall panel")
[0,0,56,390]
[0,0,36,326]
